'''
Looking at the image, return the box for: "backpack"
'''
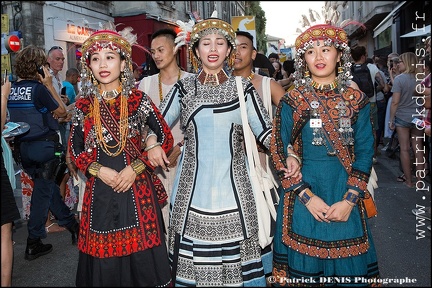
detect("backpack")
[351,63,374,98]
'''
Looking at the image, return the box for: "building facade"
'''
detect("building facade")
[1,1,246,78]
[328,1,430,58]
[2,1,430,79]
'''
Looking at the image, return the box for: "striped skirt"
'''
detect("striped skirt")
[169,232,271,287]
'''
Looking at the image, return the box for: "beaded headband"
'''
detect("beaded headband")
[292,7,366,93]
[187,12,237,73]
[81,30,132,67]
[80,22,139,98]
[295,24,348,51]
[189,18,236,50]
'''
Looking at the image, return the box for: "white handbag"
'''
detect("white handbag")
[367,166,378,200]
[236,76,279,249]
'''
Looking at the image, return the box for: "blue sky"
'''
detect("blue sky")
[260,1,325,46]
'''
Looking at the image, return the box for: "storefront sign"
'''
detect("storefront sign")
[53,19,98,43]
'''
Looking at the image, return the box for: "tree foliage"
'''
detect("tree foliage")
[245,1,267,53]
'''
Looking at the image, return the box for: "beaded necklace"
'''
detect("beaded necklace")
[93,86,129,157]
[158,69,181,102]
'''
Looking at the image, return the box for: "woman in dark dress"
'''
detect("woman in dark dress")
[69,22,173,287]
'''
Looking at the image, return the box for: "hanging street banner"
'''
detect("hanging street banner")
[231,16,257,50]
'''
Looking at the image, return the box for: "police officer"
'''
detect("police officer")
[7,45,79,261]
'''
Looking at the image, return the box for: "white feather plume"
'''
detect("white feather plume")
[174,19,194,52]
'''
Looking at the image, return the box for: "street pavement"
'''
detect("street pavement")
[10,146,431,287]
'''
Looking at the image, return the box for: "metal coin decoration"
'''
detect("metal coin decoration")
[337,100,354,145]
[310,99,354,155]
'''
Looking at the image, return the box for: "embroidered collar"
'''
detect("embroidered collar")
[198,69,229,86]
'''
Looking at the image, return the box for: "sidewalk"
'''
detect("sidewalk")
[11,169,79,287]
[369,143,431,287]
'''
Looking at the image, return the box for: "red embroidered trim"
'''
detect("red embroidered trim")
[281,192,370,259]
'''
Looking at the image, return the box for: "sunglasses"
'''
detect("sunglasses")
[48,46,63,53]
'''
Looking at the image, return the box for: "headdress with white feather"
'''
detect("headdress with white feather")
[80,21,149,98]
[184,10,237,72]
[293,5,366,93]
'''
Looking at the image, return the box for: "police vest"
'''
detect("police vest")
[7,80,59,141]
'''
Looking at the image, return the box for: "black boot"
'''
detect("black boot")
[66,221,80,245]
[25,238,53,261]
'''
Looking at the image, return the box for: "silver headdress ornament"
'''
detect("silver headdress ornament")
[293,6,366,93]
[80,21,149,98]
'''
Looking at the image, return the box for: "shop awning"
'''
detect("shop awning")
[373,1,406,38]
[400,24,431,38]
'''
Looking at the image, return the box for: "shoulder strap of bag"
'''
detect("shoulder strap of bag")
[261,76,272,118]
[261,76,279,187]
[236,76,277,219]
[236,77,258,177]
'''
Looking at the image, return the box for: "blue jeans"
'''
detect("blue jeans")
[20,140,75,240]
[394,116,416,128]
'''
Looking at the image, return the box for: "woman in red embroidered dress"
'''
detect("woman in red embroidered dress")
[69,23,173,287]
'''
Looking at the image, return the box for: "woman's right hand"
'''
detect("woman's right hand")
[304,196,331,223]
[97,166,120,187]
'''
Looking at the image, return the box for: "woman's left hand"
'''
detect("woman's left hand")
[278,156,302,181]
[114,166,136,193]
[324,200,354,222]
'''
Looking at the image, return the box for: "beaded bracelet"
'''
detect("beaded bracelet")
[287,152,302,166]
[144,142,161,152]
[299,188,314,206]
[88,162,103,177]
[343,191,359,206]
[130,159,146,175]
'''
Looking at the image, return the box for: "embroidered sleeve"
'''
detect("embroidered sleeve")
[346,95,374,196]
[271,95,303,190]
[69,98,98,177]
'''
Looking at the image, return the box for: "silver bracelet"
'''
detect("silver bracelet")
[144,142,161,152]
[287,152,302,166]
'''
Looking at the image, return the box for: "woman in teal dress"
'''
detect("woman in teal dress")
[270,17,381,287]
